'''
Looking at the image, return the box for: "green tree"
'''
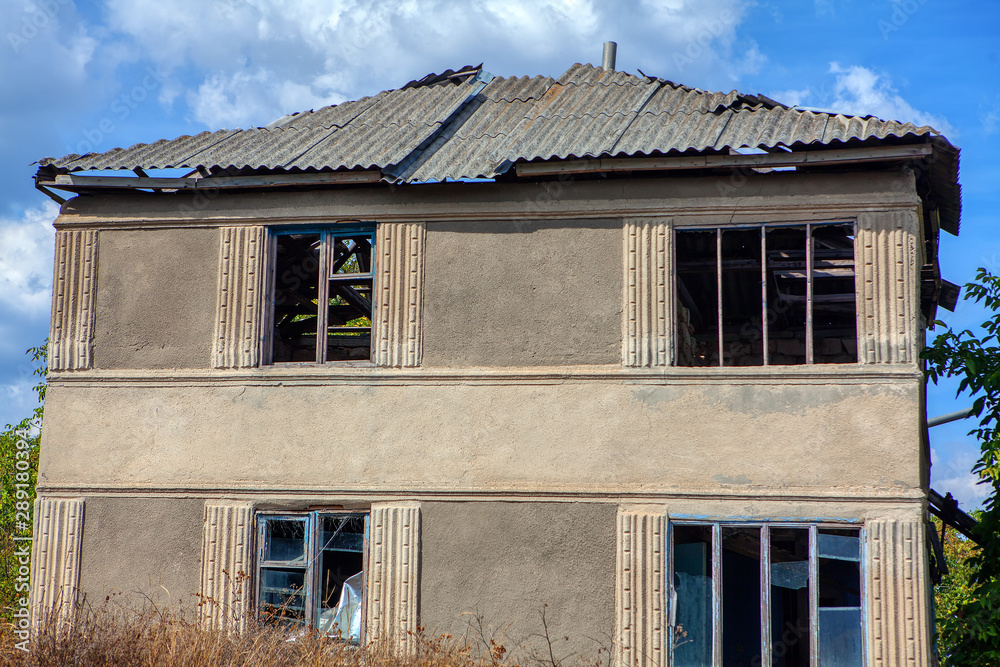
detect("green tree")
[923,269,1000,664]
[0,344,45,626]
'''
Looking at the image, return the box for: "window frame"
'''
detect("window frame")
[255,509,370,642]
[673,221,858,367]
[667,519,867,666]
[263,224,377,365]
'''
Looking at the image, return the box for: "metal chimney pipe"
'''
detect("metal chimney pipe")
[602,41,617,70]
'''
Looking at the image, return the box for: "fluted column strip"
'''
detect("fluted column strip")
[615,507,666,667]
[366,502,420,652]
[375,223,425,367]
[856,211,919,364]
[30,497,84,628]
[866,519,931,666]
[200,502,253,631]
[213,226,264,368]
[623,218,671,367]
[49,230,98,371]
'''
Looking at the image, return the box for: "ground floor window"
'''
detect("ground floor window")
[256,511,368,642]
[670,522,863,666]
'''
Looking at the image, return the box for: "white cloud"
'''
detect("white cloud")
[827,62,954,134]
[931,445,989,512]
[0,201,58,317]
[100,0,757,129]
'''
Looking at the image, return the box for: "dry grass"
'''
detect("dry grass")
[0,600,608,667]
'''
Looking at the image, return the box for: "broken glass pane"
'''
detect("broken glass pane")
[259,567,306,625]
[676,231,720,366]
[765,227,808,365]
[272,233,321,362]
[811,225,857,364]
[770,527,810,666]
[721,230,764,366]
[673,525,713,666]
[316,515,366,642]
[264,519,307,563]
[722,526,762,666]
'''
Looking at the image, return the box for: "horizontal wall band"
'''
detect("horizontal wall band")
[52,200,921,231]
[47,365,921,388]
[34,484,928,504]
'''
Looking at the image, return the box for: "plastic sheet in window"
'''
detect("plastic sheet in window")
[317,571,364,643]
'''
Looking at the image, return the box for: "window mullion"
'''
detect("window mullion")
[760,524,771,665]
[716,229,724,367]
[712,523,723,667]
[808,524,820,667]
[805,223,814,364]
[761,227,769,366]
[316,233,330,363]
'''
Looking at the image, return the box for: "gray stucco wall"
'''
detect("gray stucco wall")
[420,501,616,660]
[422,219,622,366]
[78,496,204,609]
[93,228,218,369]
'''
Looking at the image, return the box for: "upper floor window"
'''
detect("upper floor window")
[266,226,375,363]
[675,223,857,366]
[256,511,368,642]
[670,521,863,666]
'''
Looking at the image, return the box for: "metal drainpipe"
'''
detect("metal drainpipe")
[602,41,617,70]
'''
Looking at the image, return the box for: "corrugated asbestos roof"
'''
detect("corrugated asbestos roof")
[37,62,960,230]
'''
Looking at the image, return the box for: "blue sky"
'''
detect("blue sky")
[1,0,996,509]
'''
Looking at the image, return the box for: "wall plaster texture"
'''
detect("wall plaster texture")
[93,228,218,369]
[76,496,204,610]
[422,218,622,366]
[39,376,922,498]
[420,501,616,661]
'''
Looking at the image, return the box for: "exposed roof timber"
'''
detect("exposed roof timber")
[513,143,934,177]
[38,170,382,193]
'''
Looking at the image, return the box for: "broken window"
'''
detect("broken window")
[669,522,863,666]
[256,511,368,642]
[675,223,857,366]
[266,226,375,363]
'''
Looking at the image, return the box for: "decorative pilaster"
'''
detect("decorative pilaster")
[856,211,919,364]
[213,226,265,369]
[30,497,84,628]
[49,230,98,371]
[374,222,425,367]
[200,502,253,631]
[366,502,420,652]
[866,519,932,666]
[615,507,667,667]
[623,218,672,367]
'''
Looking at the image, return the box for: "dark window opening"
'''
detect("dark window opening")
[256,512,368,642]
[675,223,857,367]
[269,228,375,363]
[670,523,862,666]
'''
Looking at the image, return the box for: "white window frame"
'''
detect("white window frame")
[667,520,866,666]
[263,224,377,364]
[255,510,370,642]
[673,221,858,366]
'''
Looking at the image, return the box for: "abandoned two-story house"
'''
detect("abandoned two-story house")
[29,57,961,666]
